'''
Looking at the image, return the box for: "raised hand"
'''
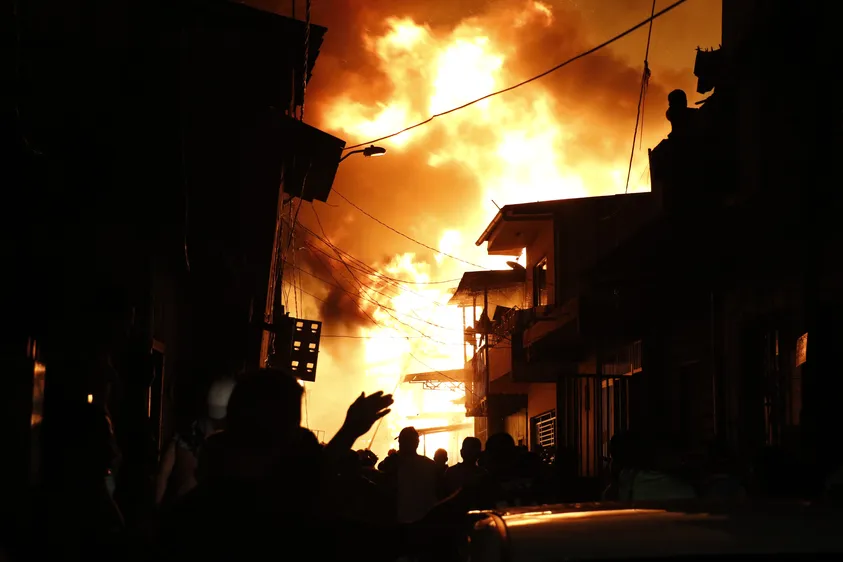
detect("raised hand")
[341,391,394,440]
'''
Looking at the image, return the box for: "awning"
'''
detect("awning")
[417,423,473,436]
[403,369,468,384]
[449,270,525,306]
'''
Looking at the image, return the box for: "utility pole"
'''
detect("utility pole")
[259,16,301,367]
[483,287,490,416]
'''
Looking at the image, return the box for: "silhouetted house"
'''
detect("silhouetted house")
[6,0,343,520]
[466,194,657,483]
[450,269,529,445]
[585,0,843,486]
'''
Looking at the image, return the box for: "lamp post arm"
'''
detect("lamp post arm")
[339,149,365,163]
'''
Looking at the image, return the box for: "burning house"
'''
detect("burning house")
[462,193,656,484]
[456,0,842,494]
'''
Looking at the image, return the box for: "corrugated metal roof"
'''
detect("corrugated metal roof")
[449,269,525,306]
[403,369,469,383]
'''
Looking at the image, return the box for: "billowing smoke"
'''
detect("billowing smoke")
[249,0,720,454]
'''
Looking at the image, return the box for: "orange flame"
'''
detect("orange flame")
[301,0,717,462]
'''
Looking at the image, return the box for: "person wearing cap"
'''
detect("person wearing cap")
[153,377,236,506]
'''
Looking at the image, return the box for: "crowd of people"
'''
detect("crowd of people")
[9,367,843,561]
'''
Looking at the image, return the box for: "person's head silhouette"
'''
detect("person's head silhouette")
[460,437,482,465]
[398,426,420,454]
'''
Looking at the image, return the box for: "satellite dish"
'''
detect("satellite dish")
[506,261,526,271]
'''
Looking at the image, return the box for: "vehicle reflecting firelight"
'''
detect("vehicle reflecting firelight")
[504,508,666,527]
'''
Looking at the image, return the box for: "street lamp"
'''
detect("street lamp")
[339,144,387,163]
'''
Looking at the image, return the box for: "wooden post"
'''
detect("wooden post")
[483,287,490,409]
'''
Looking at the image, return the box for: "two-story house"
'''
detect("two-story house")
[458,193,657,483]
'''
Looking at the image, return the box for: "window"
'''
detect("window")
[532,409,557,450]
[533,257,548,307]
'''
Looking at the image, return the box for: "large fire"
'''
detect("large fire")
[287,0,717,463]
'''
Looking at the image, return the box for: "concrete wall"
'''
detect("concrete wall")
[527,383,556,421]
[505,409,528,446]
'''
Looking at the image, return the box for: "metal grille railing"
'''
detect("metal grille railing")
[533,409,557,449]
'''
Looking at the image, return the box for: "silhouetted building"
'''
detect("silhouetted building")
[465,193,657,489]
[5,0,343,521]
[587,0,843,489]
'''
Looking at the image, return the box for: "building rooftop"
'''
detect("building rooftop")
[448,269,526,306]
[476,193,654,255]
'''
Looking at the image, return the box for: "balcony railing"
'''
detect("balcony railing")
[602,340,643,376]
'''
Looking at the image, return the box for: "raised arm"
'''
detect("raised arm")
[324,391,393,461]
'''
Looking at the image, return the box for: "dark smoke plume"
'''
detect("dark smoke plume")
[253,0,720,326]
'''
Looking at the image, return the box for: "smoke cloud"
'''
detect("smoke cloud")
[248,0,721,453]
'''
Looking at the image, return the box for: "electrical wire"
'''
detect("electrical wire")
[321,334,452,340]
[296,221,513,344]
[305,237,465,316]
[332,190,487,270]
[293,251,481,392]
[286,260,458,328]
[311,205,458,346]
[298,221,463,307]
[297,222,463,285]
[304,238,462,285]
[343,0,690,151]
[289,230,455,307]
[286,259,463,334]
[624,0,658,194]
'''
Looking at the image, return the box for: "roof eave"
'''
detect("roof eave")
[476,210,505,247]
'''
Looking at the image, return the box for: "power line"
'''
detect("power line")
[331,190,487,270]
[624,0,658,194]
[288,245,481,406]
[322,334,453,340]
[310,205,457,346]
[287,258,462,333]
[286,240,455,310]
[303,237,462,285]
[343,0,690,151]
[296,221,449,313]
[297,221,513,344]
[297,221,463,298]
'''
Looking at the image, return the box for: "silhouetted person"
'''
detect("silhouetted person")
[147,369,396,561]
[358,449,378,467]
[379,427,443,523]
[434,448,449,470]
[357,449,384,485]
[481,432,538,508]
[154,378,235,506]
[666,89,698,139]
[445,437,485,495]
[38,402,124,561]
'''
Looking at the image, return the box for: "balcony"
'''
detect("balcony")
[465,322,529,418]
[501,294,639,383]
